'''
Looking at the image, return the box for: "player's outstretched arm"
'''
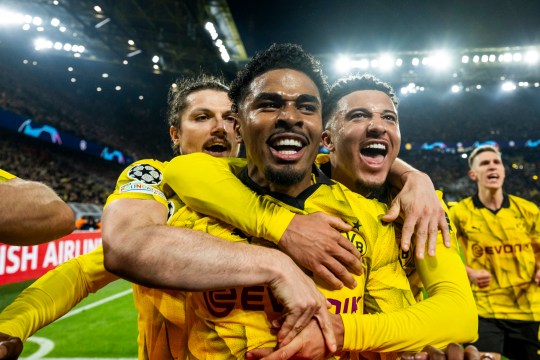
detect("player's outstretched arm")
[384,158,451,258]
[165,153,362,290]
[0,177,75,245]
[101,198,336,350]
[0,246,117,345]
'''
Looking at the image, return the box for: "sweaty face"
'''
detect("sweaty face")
[237,69,322,196]
[469,151,505,191]
[170,89,239,157]
[322,90,400,196]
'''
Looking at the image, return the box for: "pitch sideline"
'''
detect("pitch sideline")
[21,288,135,360]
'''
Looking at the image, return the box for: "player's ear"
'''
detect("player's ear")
[234,119,244,144]
[170,126,181,146]
[468,169,477,181]
[321,129,335,152]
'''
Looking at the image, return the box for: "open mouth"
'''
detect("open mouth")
[268,135,308,161]
[204,141,230,154]
[487,173,500,180]
[360,143,388,166]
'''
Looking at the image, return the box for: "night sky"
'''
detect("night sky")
[227,0,540,57]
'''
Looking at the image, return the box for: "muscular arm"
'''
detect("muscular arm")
[101,198,336,350]
[164,153,361,290]
[384,158,451,258]
[0,246,117,341]
[0,178,75,245]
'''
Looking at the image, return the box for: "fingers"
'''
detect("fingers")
[0,337,23,360]
[259,342,300,360]
[245,348,274,360]
[382,199,400,223]
[400,215,415,253]
[444,343,464,359]
[312,264,345,290]
[439,212,451,248]
[414,215,430,259]
[316,257,357,289]
[313,309,337,354]
[401,351,428,360]
[423,345,446,360]
[426,216,440,257]
[277,307,313,347]
[463,345,481,360]
[323,213,353,233]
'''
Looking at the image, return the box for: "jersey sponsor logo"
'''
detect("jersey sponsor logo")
[127,163,163,184]
[472,242,531,257]
[119,181,166,200]
[327,296,361,314]
[203,286,284,317]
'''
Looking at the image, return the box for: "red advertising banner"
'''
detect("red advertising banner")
[0,231,102,285]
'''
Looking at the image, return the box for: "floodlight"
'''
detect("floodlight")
[32,17,42,26]
[461,55,469,63]
[63,43,72,51]
[123,60,128,65]
[102,73,109,78]
[370,59,379,68]
[451,84,461,93]
[59,26,66,32]
[395,58,403,67]
[139,95,144,100]
[461,153,467,159]
[473,55,480,63]
[71,45,79,52]
[513,52,522,62]
[481,55,488,63]
[70,77,76,83]
[94,6,102,13]
[53,0,59,5]
[215,39,223,46]
[22,24,30,31]
[51,18,60,27]
[476,84,482,89]
[23,59,28,64]
[205,22,218,40]
[115,85,121,91]
[0,9,25,24]
[68,66,73,71]
[334,56,351,73]
[524,50,539,64]
[128,39,135,46]
[73,53,80,58]
[503,53,512,62]
[152,55,159,63]
[36,26,44,31]
[430,51,451,69]
[489,54,496,62]
[97,87,102,92]
[153,64,159,70]
[378,54,394,71]
[411,57,420,66]
[78,45,85,53]
[501,81,516,91]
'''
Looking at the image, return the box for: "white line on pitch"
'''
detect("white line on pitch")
[57,288,133,321]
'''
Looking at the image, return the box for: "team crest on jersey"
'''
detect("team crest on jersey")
[128,164,163,185]
[343,230,367,256]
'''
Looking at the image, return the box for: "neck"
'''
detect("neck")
[247,164,313,198]
[478,187,504,211]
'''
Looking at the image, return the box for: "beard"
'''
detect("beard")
[353,178,386,200]
[265,164,307,186]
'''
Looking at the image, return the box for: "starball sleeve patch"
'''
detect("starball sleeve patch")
[127,163,163,185]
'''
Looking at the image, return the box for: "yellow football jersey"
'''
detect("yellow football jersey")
[449,194,540,321]
[0,168,16,183]
[166,162,413,359]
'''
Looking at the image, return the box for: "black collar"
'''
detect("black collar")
[472,192,510,214]
[238,164,334,210]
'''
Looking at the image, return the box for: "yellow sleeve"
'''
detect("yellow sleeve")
[164,153,296,244]
[0,169,16,183]
[104,159,169,210]
[0,246,117,341]
[341,201,478,352]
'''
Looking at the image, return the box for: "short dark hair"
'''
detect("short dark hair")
[323,74,399,129]
[468,145,501,168]
[167,74,229,129]
[229,43,329,113]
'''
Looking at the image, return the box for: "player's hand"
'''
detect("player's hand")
[382,171,450,259]
[246,319,330,360]
[402,343,501,360]
[279,212,361,290]
[268,253,336,353]
[468,269,492,288]
[0,332,23,360]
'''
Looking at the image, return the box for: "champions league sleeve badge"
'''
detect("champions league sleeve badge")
[127,164,163,185]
